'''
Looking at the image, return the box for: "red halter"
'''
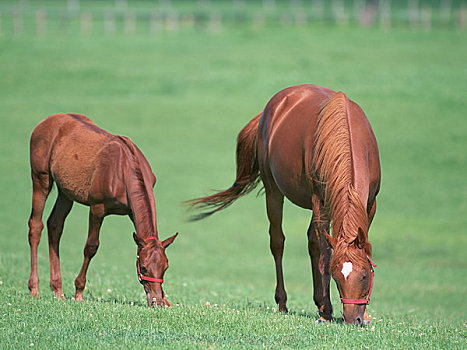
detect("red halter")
[340,255,377,305]
[136,236,164,284]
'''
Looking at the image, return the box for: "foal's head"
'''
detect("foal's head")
[133,233,178,307]
[327,231,375,326]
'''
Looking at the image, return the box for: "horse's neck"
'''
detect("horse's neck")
[125,167,158,239]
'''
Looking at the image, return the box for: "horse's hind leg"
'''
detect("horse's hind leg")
[308,193,333,321]
[74,204,104,301]
[265,185,288,312]
[28,173,53,297]
[47,190,73,299]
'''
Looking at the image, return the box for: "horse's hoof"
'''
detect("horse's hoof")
[278,305,288,313]
[363,319,371,325]
[30,292,39,299]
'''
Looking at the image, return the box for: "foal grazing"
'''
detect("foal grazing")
[188,85,381,325]
[28,113,177,307]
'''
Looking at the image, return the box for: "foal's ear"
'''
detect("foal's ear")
[162,232,178,249]
[133,232,144,248]
[323,230,337,249]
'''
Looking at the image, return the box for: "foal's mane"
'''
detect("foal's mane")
[117,136,157,235]
[312,92,371,270]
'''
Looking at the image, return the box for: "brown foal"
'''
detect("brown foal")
[28,113,177,307]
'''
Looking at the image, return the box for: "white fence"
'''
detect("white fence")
[1,0,466,36]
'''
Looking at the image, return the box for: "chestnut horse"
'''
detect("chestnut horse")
[28,113,178,307]
[188,84,380,325]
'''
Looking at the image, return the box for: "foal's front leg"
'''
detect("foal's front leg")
[74,205,104,301]
[47,191,73,299]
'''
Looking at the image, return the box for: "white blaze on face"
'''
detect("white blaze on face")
[341,262,353,280]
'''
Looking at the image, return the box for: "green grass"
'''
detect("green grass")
[0,16,466,350]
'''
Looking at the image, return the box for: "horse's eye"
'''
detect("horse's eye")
[361,275,367,281]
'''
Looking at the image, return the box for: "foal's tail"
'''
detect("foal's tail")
[186,113,262,221]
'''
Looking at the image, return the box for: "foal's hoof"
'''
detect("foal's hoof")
[74,294,84,302]
[316,316,332,323]
[162,297,172,307]
[29,291,39,299]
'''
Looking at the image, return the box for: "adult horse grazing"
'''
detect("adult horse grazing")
[28,113,178,307]
[188,84,380,325]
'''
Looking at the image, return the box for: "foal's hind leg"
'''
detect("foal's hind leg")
[47,190,73,299]
[265,185,288,312]
[308,193,333,321]
[28,173,53,297]
[74,204,104,301]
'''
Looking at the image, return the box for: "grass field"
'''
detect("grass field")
[0,6,466,349]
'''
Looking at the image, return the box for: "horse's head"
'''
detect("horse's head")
[327,230,376,326]
[133,232,178,307]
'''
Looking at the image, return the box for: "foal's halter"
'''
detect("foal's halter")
[340,255,377,305]
[136,236,164,284]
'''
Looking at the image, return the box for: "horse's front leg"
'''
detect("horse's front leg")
[308,194,333,321]
[265,187,288,312]
[74,204,104,301]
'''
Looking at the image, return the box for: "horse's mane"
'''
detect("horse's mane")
[117,136,157,236]
[312,92,371,270]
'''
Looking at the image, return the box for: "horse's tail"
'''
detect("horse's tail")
[312,92,369,246]
[186,113,262,221]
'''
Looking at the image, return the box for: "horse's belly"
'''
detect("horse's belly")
[50,142,104,205]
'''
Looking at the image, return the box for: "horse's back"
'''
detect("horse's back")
[257,85,335,208]
[257,85,379,209]
[30,114,120,204]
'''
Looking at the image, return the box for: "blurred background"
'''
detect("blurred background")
[0,0,465,346]
[0,0,466,36]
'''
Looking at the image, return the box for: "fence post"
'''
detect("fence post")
[150,12,162,35]
[36,9,47,36]
[13,9,23,36]
[380,0,391,30]
[198,0,210,10]
[421,6,431,31]
[124,12,136,35]
[233,0,245,12]
[68,0,79,12]
[408,0,419,28]
[166,11,178,34]
[104,11,116,35]
[81,13,92,35]
[333,0,348,25]
[263,0,275,13]
[208,12,222,33]
[290,0,302,11]
[459,5,467,30]
[115,0,127,11]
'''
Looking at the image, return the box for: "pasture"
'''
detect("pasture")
[0,2,466,348]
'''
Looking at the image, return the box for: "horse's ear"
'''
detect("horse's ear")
[323,230,337,249]
[356,228,368,249]
[133,232,144,248]
[162,232,178,249]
